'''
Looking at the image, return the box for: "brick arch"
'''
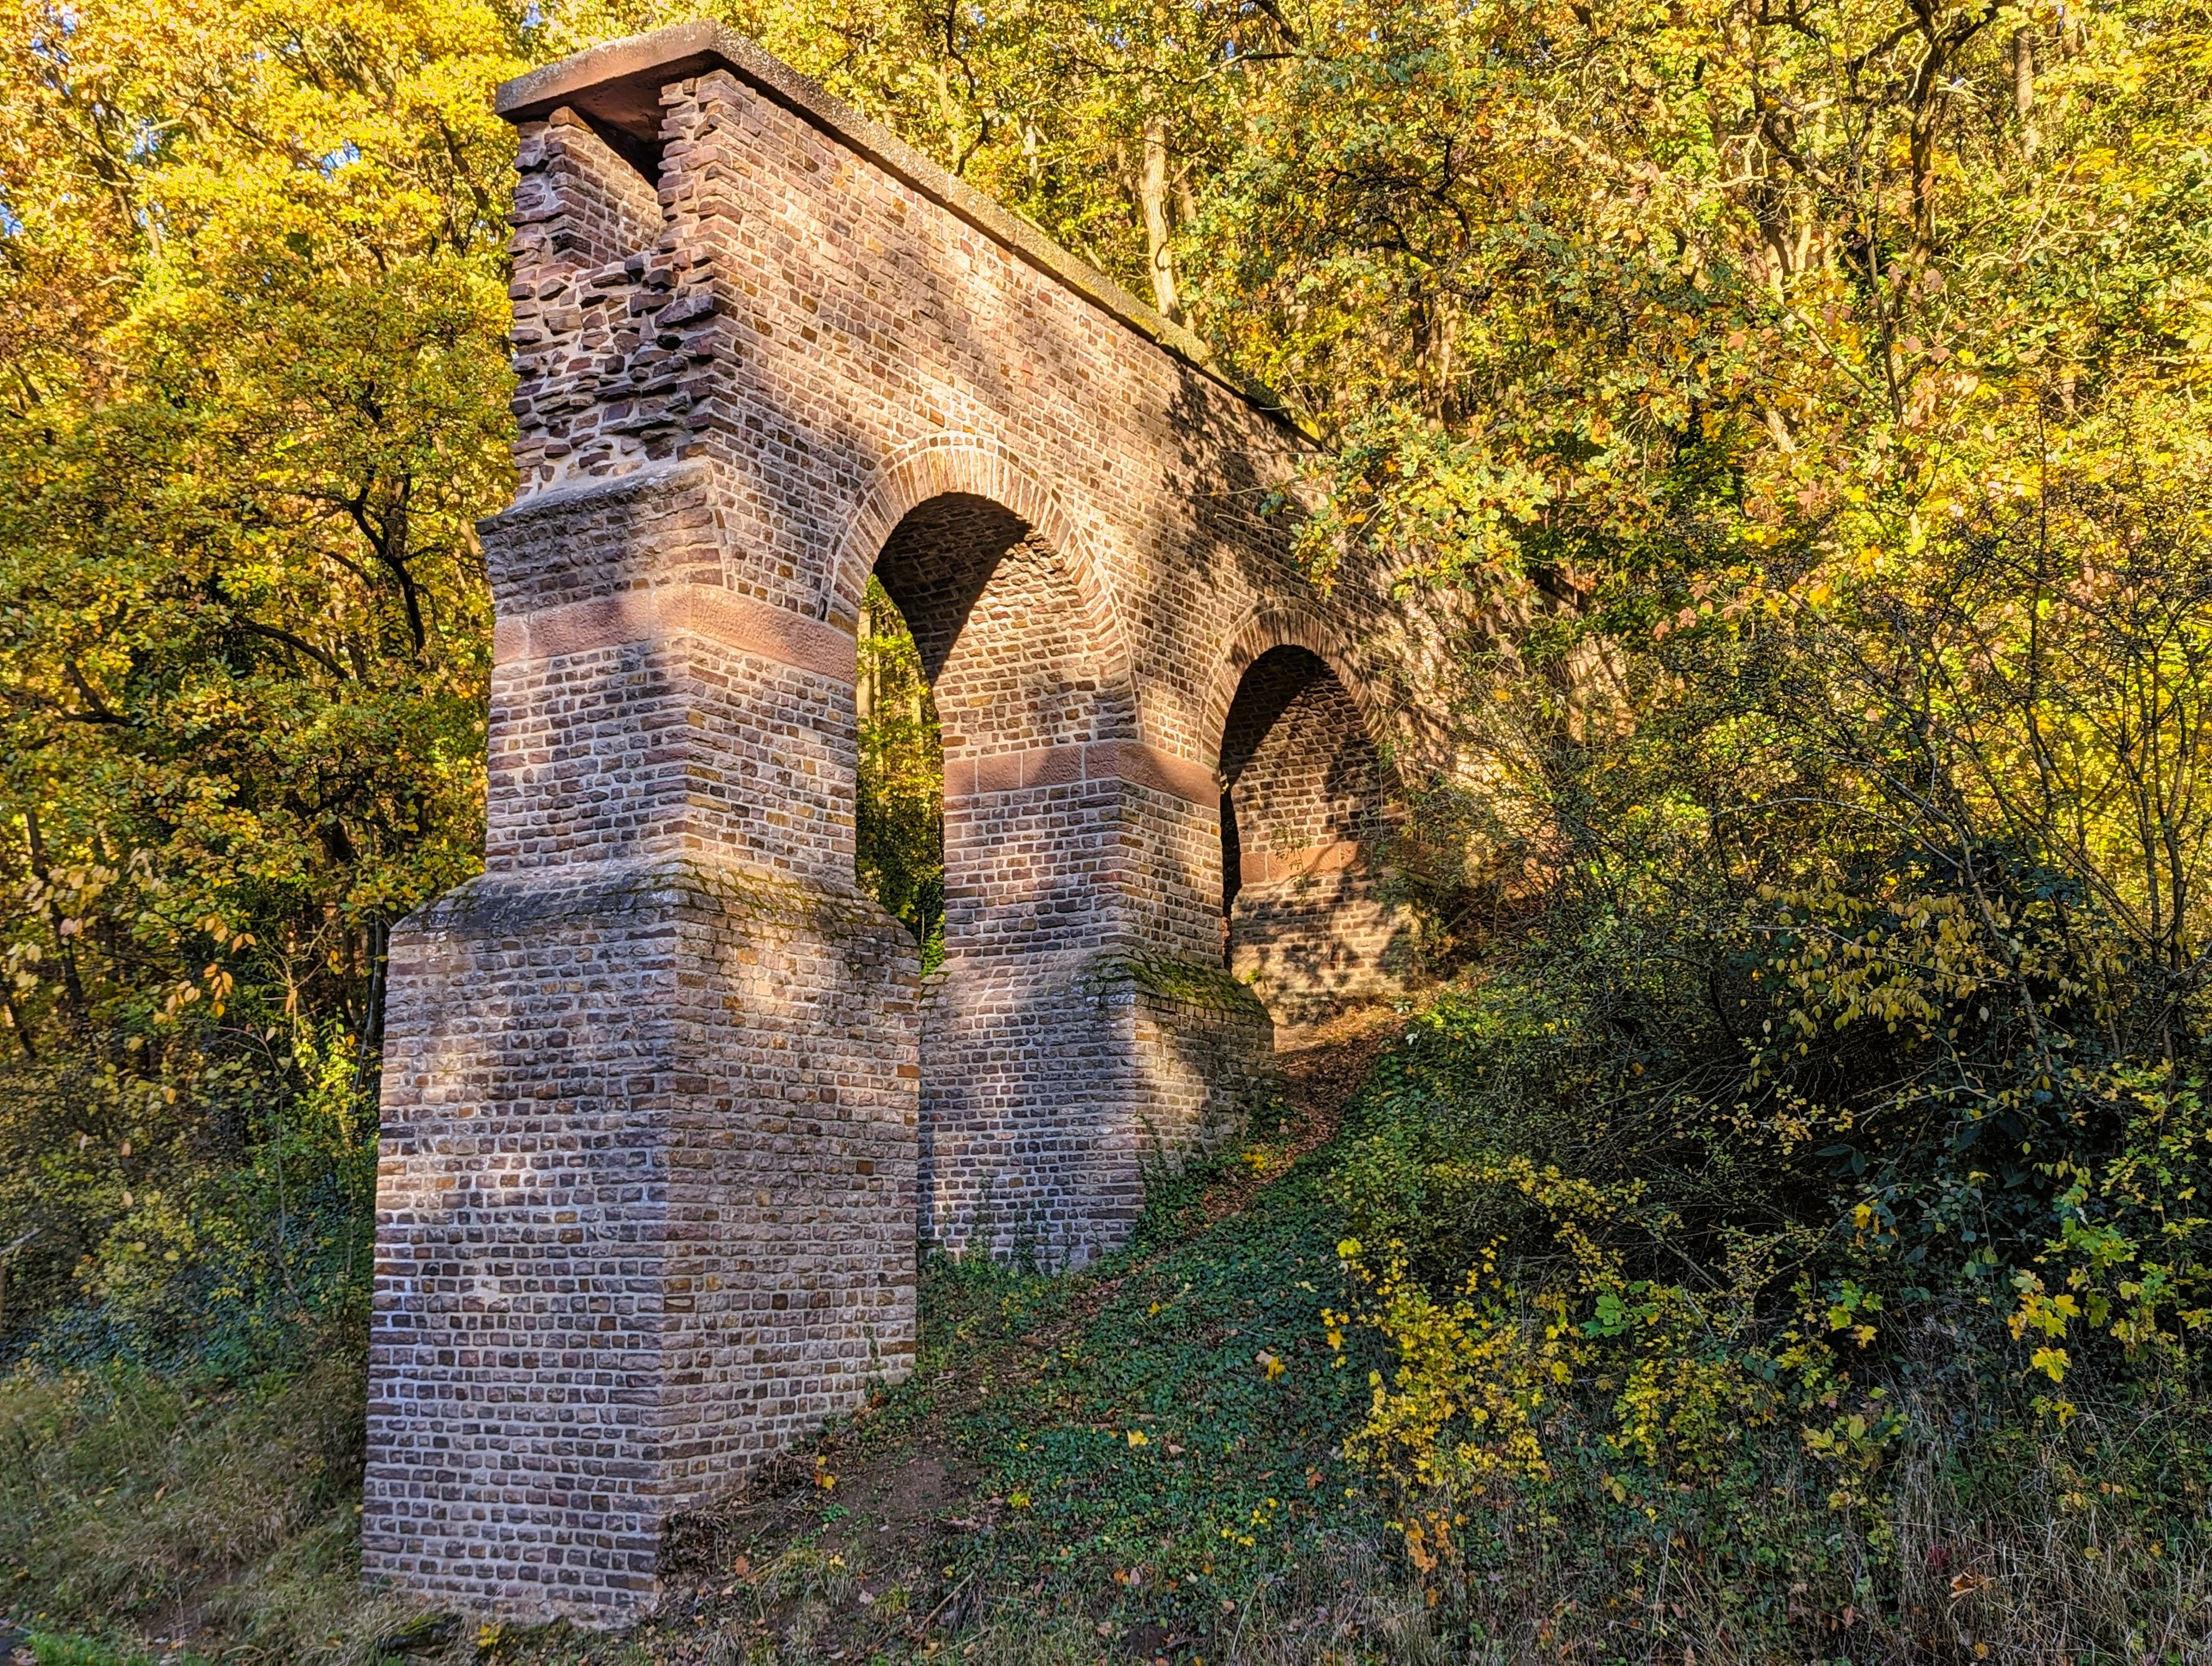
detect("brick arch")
[1212,617,1410,1037]
[1201,604,1393,785]
[368,24,1432,1622]
[826,433,1138,727]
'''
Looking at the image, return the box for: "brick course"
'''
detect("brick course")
[365,23,1412,1620]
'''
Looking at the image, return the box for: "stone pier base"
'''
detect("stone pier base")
[919,948,1275,1265]
[362,858,918,1620]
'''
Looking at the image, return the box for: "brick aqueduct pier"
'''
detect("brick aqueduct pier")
[364,24,1413,1619]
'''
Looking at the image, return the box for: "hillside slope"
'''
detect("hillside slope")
[5,1018,1425,1666]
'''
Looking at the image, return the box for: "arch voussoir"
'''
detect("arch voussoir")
[1204,602,1392,783]
[828,432,1136,727]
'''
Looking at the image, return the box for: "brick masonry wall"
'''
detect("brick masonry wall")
[362,860,916,1618]
[1223,648,1411,1031]
[366,24,1425,1620]
[507,112,674,488]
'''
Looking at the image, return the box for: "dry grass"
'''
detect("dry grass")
[1872,1413,2212,1665]
[660,1536,1440,1665]
[1369,1404,2212,1666]
[0,1350,434,1663]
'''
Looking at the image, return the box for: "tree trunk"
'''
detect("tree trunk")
[857,589,874,725]
[1139,114,1180,323]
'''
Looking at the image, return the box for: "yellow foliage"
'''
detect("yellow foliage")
[1332,1238,1556,1498]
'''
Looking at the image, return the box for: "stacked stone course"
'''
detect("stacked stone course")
[366,23,1413,1620]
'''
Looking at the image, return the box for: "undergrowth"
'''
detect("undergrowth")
[8,1024,2212,1662]
[0,1346,425,1663]
[1323,983,2212,1661]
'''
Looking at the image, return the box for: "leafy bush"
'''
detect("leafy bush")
[855,578,946,969]
[1323,558,2212,1645]
[1328,965,2212,1653]
[1,1025,378,1375]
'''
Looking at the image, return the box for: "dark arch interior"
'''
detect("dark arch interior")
[1217,645,1379,959]
[870,493,1031,681]
[1217,645,1336,924]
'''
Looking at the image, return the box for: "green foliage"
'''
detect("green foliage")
[1329,991,2212,1654]
[24,1637,177,1666]
[3,1026,379,1372]
[936,1156,1369,1600]
[1326,865,2212,1637]
[854,577,944,966]
[0,0,517,1034]
[0,0,523,1364]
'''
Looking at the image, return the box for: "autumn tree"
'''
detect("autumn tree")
[0,0,524,1355]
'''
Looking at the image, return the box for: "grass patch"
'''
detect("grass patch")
[0,1347,434,1663]
[0,1029,1416,1664]
[26,1022,2205,1661]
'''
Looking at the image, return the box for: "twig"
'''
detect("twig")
[915,1572,975,1637]
[1230,1572,1270,1659]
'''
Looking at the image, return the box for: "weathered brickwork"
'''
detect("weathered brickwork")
[366,23,1413,1620]
[1223,648,1409,1033]
[363,861,917,1616]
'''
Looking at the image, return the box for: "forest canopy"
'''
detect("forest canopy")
[3,0,2211,1648]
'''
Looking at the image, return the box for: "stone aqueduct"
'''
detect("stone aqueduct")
[363,24,1411,1619]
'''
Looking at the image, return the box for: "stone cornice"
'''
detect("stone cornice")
[492,584,857,679]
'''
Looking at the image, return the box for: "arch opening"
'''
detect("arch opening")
[855,574,944,967]
[1218,645,1403,1035]
[867,492,1134,962]
[859,490,1138,1264]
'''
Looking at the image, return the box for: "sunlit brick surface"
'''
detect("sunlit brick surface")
[364,25,1414,1620]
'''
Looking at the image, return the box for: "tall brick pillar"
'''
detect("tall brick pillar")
[358,79,920,1621]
